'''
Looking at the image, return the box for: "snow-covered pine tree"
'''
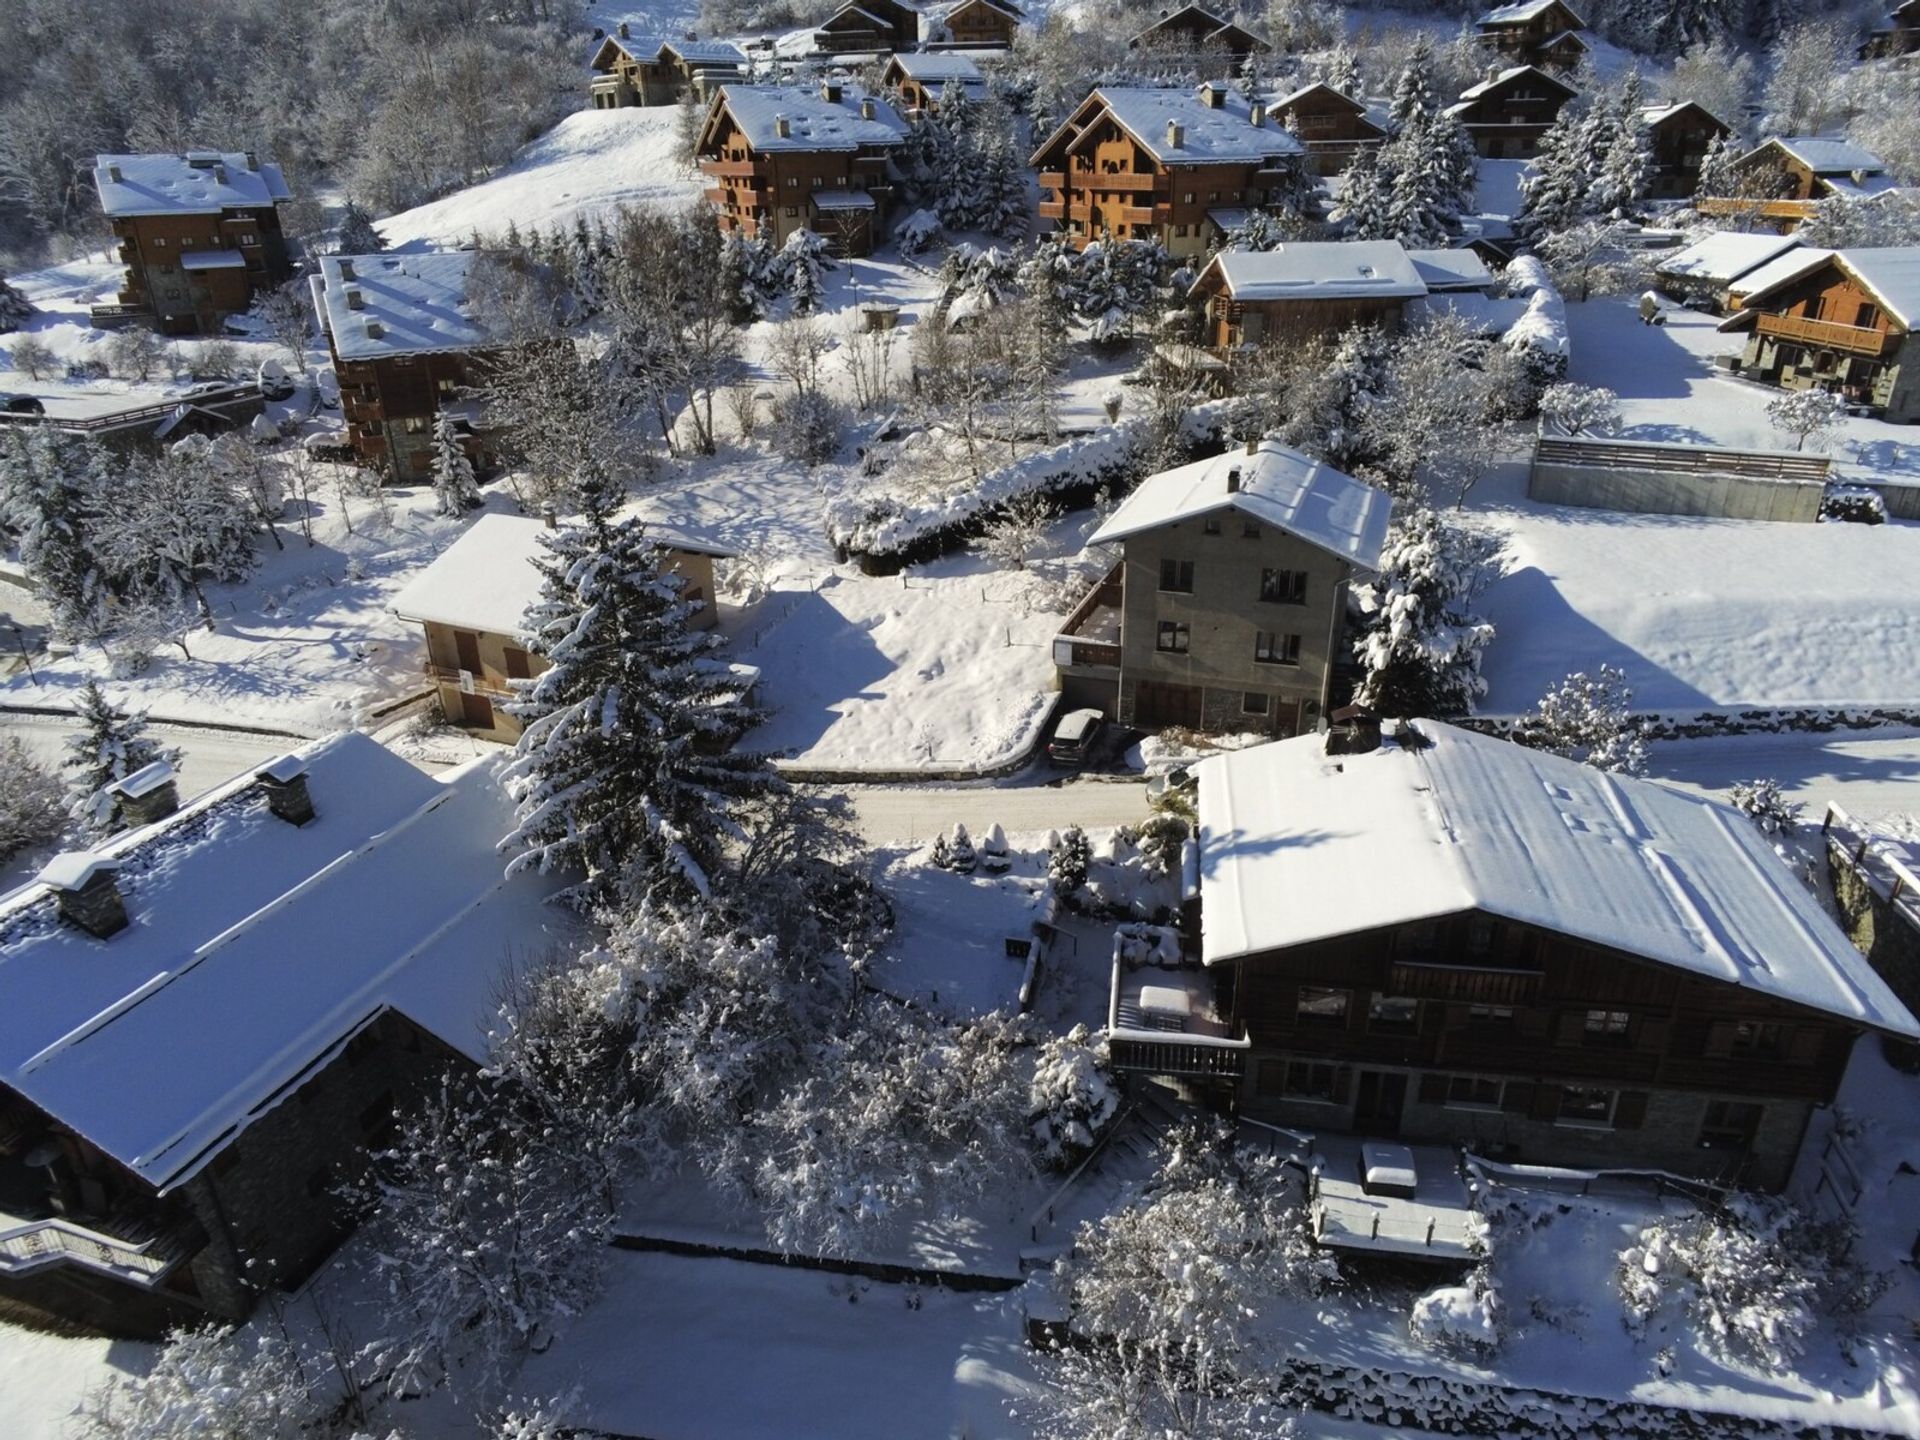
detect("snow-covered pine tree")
[1692,130,1741,202]
[1334,142,1395,241]
[1387,37,1437,133]
[0,428,110,643]
[500,472,777,912]
[976,129,1030,237]
[335,197,386,254]
[1048,823,1092,897]
[92,446,259,630]
[1381,115,1454,248]
[64,681,183,834]
[1324,43,1360,96]
[1640,0,1742,57]
[780,228,830,315]
[429,409,482,515]
[1350,505,1498,717]
[1515,106,1593,243]
[0,278,33,334]
[0,738,66,863]
[1587,76,1652,218]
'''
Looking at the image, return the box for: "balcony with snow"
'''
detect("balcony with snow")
[1106,924,1249,1082]
[1306,1137,1485,1266]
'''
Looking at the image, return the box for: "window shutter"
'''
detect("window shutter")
[1615,1091,1649,1130]
[1786,1027,1824,1066]
[1501,1080,1534,1115]
[1530,1084,1561,1122]
[1417,1071,1447,1104]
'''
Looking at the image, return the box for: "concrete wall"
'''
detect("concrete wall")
[1528,462,1825,521]
[1828,846,1920,1028]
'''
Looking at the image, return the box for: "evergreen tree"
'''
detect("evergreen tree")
[64,681,182,834]
[0,278,33,334]
[500,473,778,912]
[1350,505,1498,718]
[781,228,831,315]
[1387,37,1437,133]
[429,409,481,515]
[92,446,259,631]
[1334,143,1395,240]
[1515,107,1592,243]
[1694,131,1740,200]
[0,429,110,643]
[335,197,386,254]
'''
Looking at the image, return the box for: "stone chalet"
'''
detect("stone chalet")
[881,51,987,115]
[1271,82,1387,176]
[698,83,908,256]
[1700,136,1899,233]
[1104,719,1920,1191]
[90,151,293,336]
[1444,64,1577,159]
[1473,0,1587,71]
[0,734,568,1337]
[587,25,747,108]
[1032,83,1308,260]
[1128,3,1271,58]
[1053,439,1391,736]
[1639,100,1732,200]
[1721,247,1920,423]
[391,512,738,741]
[311,251,502,480]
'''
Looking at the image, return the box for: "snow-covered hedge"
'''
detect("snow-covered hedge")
[1501,254,1569,378]
[1465,704,1920,742]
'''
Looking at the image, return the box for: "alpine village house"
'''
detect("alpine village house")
[1033,83,1309,259]
[311,251,501,479]
[922,0,1022,49]
[812,0,923,55]
[1698,136,1896,232]
[1272,82,1386,176]
[587,25,747,108]
[1104,719,1920,1191]
[1639,100,1732,200]
[880,51,987,115]
[698,83,908,256]
[1444,64,1577,158]
[1053,439,1392,736]
[90,152,294,335]
[1127,3,1271,58]
[1473,0,1588,71]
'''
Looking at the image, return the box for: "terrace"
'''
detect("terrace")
[1106,930,1249,1081]
[1052,561,1123,671]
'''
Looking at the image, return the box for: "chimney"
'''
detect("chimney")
[542,504,558,530]
[1249,103,1265,128]
[214,163,228,185]
[365,320,384,339]
[255,754,316,827]
[1166,120,1184,149]
[1244,435,1259,455]
[39,855,129,941]
[1201,82,1224,109]
[108,761,179,829]
[1325,705,1382,757]
[346,288,364,310]
[107,163,123,183]
[245,150,259,170]
[860,97,876,120]
[1226,466,1241,493]
[822,81,842,104]
[338,259,356,281]
[618,20,630,37]
[775,114,791,138]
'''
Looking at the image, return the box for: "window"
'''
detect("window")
[1202,516,1222,535]
[1445,1074,1504,1109]
[1467,1003,1514,1027]
[1255,631,1300,665]
[786,176,799,188]
[1296,986,1349,1025]
[1155,620,1190,653]
[153,237,167,247]
[1558,1085,1617,1126]
[404,416,427,434]
[1174,224,1189,237]
[1857,302,1879,328]
[785,206,799,217]
[1241,520,1260,538]
[1284,1060,1340,1103]
[811,176,822,188]
[1260,568,1307,604]
[1158,558,1194,593]
[1182,191,1195,204]
[1730,1021,1783,1057]
[1698,1100,1763,1151]
[1207,190,1219,202]
[1584,1009,1631,1043]
[1368,994,1419,1031]
[1242,691,1270,716]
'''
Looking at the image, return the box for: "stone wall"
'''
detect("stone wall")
[1827,843,1920,1031]
[1527,462,1825,521]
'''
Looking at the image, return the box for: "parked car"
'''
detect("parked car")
[1047,708,1107,767]
[256,359,296,401]
[1,393,45,415]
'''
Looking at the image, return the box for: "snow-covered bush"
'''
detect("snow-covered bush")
[1819,485,1887,525]
[1048,824,1092,898]
[1516,664,1650,776]
[1136,813,1189,876]
[1729,777,1804,836]
[1411,1269,1503,1359]
[0,737,67,862]
[945,821,978,873]
[1029,1023,1120,1169]
[971,489,1056,571]
[0,278,33,334]
[894,207,943,257]
[9,333,54,379]
[1765,388,1845,453]
[768,388,842,467]
[980,822,1012,873]
[73,1326,322,1440]
[1350,505,1499,718]
[1538,382,1621,437]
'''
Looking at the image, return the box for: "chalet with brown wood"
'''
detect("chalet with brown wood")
[1861,0,1920,58]
[1474,0,1588,71]
[1032,83,1308,259]
[1444,64,1577,158]
[1104,721,1920,1191]
[923,0,1021,48]
[880,51,987,115]
[1054,440,1391,736]
[588,24,746,108]
[1639,100,1731,199]
[1723,247,1920,423]
[391,512,737,740]
[1186,241,1489,353]
[311,251,501,479]
[1271,82,1386,176]
[90,152,293,336]
[1128,3,1270,57]
[1698,136,1897,232]
[698,82,908,256]
[813,0,921,54]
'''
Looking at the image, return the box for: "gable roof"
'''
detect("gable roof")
[1272,81,1370,118]
[1194,723,1920,1039]
[593,32,748,68]
[1132,3,1269,50]
[1654,231,1803,286]
[1736,246,1920,327]
[1477,0,1583,25]
[313,251,493,363]
[1640,99,1730,133]
[1751,136,1888,177]
[884,50,987,84]
[1193,240,1428,301]
[1089,440,1392,570]
[1406,247,1495,292]
[707,84,906,152]
[0,734,574,1193]
[1035,85,1304,168]
[93,151,292,218]
[925,0,1023,21]
[1451,64,1578,106]
[1725,245,1831,299]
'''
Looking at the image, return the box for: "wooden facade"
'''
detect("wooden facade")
[927,0,1020,48]
[99,181,290,335]
[1446,65,1576,158]
[1641,101,1731,200]
[1861,0,1920,58]
[879,54,985,114]
[1188,263,1416,350]
[1735,253,1919,422]
[814,0,921,53]
[1474,0,1587,70]
[1273,83,1386,176]
[1127,4,1270,57]
[588,29,745,109]
[332,347,495,478]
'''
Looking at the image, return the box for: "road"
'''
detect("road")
[843,775,1152,847]
[0,709,303,802]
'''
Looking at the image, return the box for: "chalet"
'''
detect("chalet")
[697,83,908,256]
[1724,247,1920,423]
[881,51,986,115]
[90,151,293,335]
[310,251,501,479]
[1032,83,1308,259]
[1052,439,1391,735]
[1104,720,1920,1190]
[1653,231,1803,311]
[1271,82,1386,176]
[1474,0,1588,71]
[1723,244,1830,313]
[0,734,568,1337]
[814,0,921,54]
[1128,3,1270,57]
[1639,101,1732,200]
[391,512,736,740]
[922,0,1022,48]
[1701,137,1898,231]
[1860,0,1920,58]
[1445,65,1577,158]
[587,25,747,108]
[1187,241,1430,352]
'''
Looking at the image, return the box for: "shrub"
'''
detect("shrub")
[1029,1024,1119,1169]
[1729,777,1804,836]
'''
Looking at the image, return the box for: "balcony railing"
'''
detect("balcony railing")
[1388,959,1542,1004]
[1756,311,1899,356]
[426,661,518,700]
[703,158,766,180]
[1072,170,1159,193]
[0,1211,199,1287]
[1053,561,1122,669]
[1108,1035,1248,1078]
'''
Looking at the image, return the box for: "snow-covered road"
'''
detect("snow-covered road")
[0,709,302,802]
[845,776,1153,847]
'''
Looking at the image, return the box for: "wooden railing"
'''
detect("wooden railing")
[0,1216,186,1285]
[1052,562,1123,669]
[426,661,516,700]
[1387,960,1543,1004]
[1756,311,1899,356]
[1532,435,1831,483]
[1108,1035,1248,1079]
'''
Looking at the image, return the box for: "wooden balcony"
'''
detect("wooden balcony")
[1109,1035,1247,1079]
[1387,960,1542,1005]
[0,1207,203,1288]
[1038,170,1066,190]
[702,158,766,180]
[1038,197,1066,221]
[1756,311,1899,357]
[1076,170,1159,193]
[1053,561,1122,670]
[426,661,517,700]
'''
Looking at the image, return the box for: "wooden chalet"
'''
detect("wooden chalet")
[1272,82,1386,176]
[697,82,908,255]
[1724,247,1920,423]
[1444,64,1577,158]
[881,51,987,114]
[310,252,501,480]
[1699,137,1896,232]
[1032,83,1308,259]
[90,152,293,336]
[923,0,1021,48]
[1103,722,1920,1191]
[1187,241,1430,351]
[1474,0,1587,71]
[1638,101,1732,200]
[588,25,746,108]
[813,0,921,54]
[1128,3,1271,58]
[1860,0,1920,58]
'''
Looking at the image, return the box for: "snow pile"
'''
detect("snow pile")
[1411,1277,1502,1359]
[1500,254,1568,365]
[1028,1023,1119,1168]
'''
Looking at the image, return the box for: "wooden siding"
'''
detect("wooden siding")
[698,107,895,255]
[1190,268,1410,349]
[107,207,289,336]
[333,347,494,476]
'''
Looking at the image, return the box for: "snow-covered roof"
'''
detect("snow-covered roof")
[1478,0,1577,24]
[313,252,493,363]
[180,249,248,271]
[1194,724,1920,1039]
[1406,248,1494,292]
[597,32,748,66]
[1833,247,1920,328]
[811,188,878,209]
[1654,232,1802,286]
[886,50,985,82]
[714,84,906,152]
[1451,64,1574,104]
[1639,100,1726,132]
[1757,136,1887,176]
[1821,172,1901,200]
[1273,81,1365,114]
[1194,241,1428,301]
[0,734,575,1193]
[1075,87,1304,165]
[1089,440,1392,571]
[93,151,292,218]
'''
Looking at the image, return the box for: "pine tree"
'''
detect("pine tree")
[1387,37,1437,133]
[0,278,33,334]
[1515,107,1592,243]
[1350,505,1498,718]
[64,681,183,834]
[92,446,259,631]
[781,228,830,315]
[501,473,779,912]
[335,197,386,254]
[1694,131,1740,200]
[1335,143,1395,240]
[0,429,110,643]
[430,409,481,515]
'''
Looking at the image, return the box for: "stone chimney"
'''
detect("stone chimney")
[1244,435,1259,455]
[1249,103,1265,128]
[860,97,876,120]
[365,320,384,340]
[109,761,179,829]
[1325,705,1382,757]
[1226,465,1241,493]
[1201,82,1224,109]
[346,287,365,310]
[1166,120,1184,149]
[775,114,791,138]
[618,20,630,37]
[39,855,129,940]
[255,754,316,827]
[214,163,228,185]
[821,81,842,104]
[338,259,356,281]
[245,150,259,170]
